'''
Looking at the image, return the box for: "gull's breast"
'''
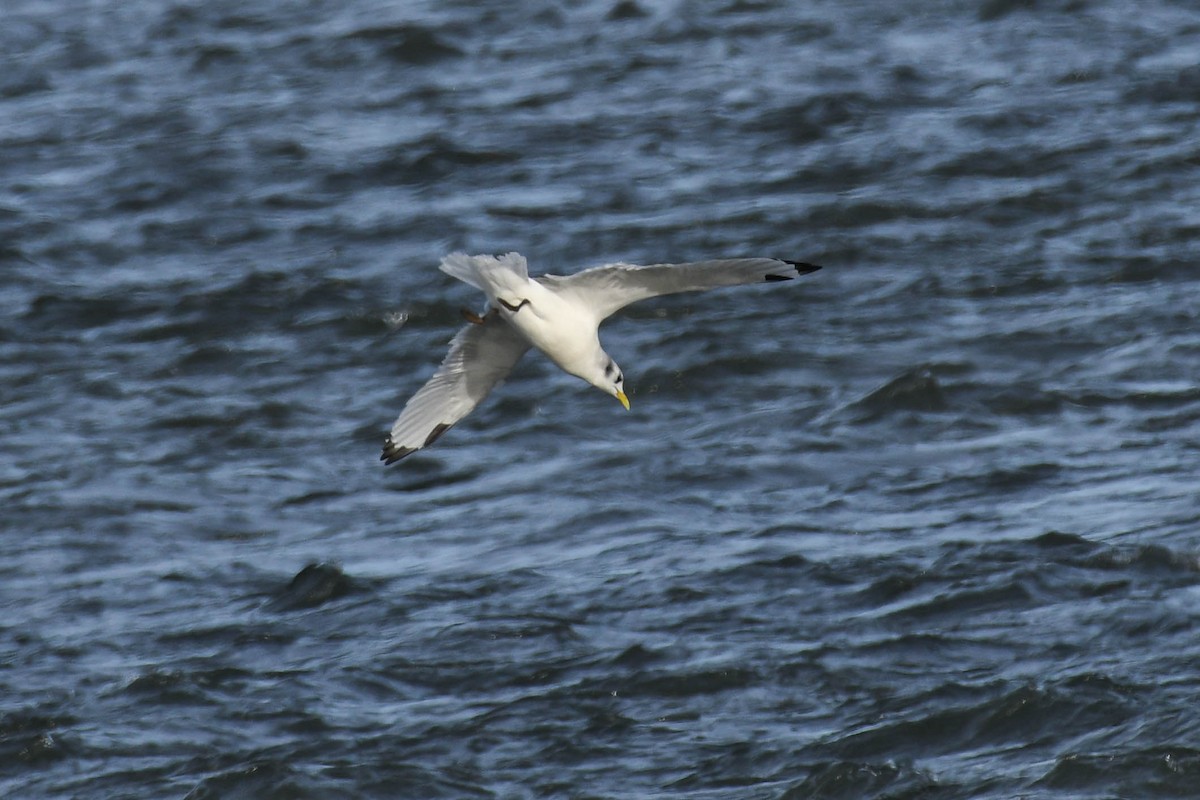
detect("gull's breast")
[504,288,599,378]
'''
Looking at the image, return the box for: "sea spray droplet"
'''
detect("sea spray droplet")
[384,310,410,331]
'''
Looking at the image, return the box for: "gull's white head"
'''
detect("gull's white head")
[587,351,630,410]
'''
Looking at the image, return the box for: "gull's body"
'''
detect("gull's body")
[382,252,821,463]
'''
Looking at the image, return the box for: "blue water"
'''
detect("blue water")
[3,0,1199,797]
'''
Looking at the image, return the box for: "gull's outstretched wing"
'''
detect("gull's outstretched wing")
[382,316,530,464]
[541,258,821,321]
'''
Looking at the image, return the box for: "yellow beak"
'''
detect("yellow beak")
[616,390,630,411]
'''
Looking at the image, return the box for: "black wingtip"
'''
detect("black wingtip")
[765,260,823,282]
[782,260,823,275]
[380,435,417,465]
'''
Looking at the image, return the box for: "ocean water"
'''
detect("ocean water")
[2,0,1199,797]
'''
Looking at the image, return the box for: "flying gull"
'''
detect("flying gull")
[382,252,822,463]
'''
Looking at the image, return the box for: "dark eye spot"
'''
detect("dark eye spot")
[616,372,623,383]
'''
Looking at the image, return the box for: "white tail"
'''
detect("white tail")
[439,252,529,293]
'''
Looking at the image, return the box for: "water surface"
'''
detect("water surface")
[2,0,1199,797]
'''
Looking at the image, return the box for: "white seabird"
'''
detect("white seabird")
[382,252,822,463]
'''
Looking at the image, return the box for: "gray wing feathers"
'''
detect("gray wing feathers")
[382,318,529,463]
[546,258,819,321]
